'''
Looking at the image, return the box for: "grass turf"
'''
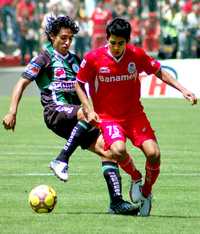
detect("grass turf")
[0,97,199,234]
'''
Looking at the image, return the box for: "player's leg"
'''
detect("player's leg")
[81,134,139,215]
[138,139,160,216]
[128,114,160,216]
[47,106,96,181]
[55,120,94,162]
[49,126,98,181]
[118,152,142,182]
[109,140,143,210]
[102,160,139,215]
[44,105,81,180]
[99,121,142,182]
[141,140,160,198]
[54,107,93,164]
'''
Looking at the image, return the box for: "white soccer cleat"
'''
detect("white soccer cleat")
[49,159,68,182]
[129,179,143,205]
[139,194,152,217]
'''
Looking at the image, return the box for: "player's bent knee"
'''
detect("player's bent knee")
[142,140,160,163]
[89,141,114,160]
[146,149,160,164]
[110,142,126,159]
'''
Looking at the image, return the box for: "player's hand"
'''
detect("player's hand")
[183,91,197,105]
[2,113,16,131]
[87,111,101,126]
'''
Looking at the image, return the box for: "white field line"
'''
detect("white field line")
[0,149,199,155]
[0,172,200,177]
[0,145,62,149]
[0,152,55,156]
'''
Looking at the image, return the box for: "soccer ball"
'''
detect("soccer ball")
[28,184,57,213]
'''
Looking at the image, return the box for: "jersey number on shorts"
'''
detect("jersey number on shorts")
[106,125,121,139]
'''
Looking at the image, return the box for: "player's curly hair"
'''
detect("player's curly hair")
[45,16,79,42]
[106,17,131,42]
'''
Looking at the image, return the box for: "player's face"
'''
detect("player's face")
[108,35,127,58]
[51,27,74,55]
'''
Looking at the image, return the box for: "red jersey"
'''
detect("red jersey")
[91,7,112,36]
[16,0,36,21]
[0,0,13,8]
[77,44,160,121]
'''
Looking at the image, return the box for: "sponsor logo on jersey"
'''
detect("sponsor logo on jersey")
[55,105,74,113]
[99,67,110,73]
[25,63,41,78]
[128,62,136,73]
[49,81,76,92]
[54,68,66,80]
[98,73,137,83]
[80,59,87,68]
[72,64,80,73]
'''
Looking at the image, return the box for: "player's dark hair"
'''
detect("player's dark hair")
[45,16,79,42]
[106,17,131,42]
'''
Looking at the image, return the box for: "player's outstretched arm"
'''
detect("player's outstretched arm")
[156,68,197,105]
[2,78,32,131]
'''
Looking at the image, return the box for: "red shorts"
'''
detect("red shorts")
[99,114,157,151]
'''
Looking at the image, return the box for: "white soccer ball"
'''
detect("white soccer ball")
[28,184,57,213]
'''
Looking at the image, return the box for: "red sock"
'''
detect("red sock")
[142,160,160,197]
[118,154,142,181]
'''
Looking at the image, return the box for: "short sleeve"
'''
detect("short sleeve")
[22,51,49,81]
[136,48,161,75]
[76,53,97,83]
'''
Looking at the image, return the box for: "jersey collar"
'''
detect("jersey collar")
[106,44,126,63]
[54,49,69,60]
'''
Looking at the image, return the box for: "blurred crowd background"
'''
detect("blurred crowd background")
[0,0,199,65]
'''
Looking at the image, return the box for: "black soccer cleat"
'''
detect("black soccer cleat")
[108,200,139,216]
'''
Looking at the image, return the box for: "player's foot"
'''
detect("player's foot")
[129,179,142,205]
[108,200,139,215]
[49,159,68,182]
[139,194,152,217]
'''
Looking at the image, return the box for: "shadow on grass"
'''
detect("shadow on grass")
[55,211,140,216]
[55,212,200,219]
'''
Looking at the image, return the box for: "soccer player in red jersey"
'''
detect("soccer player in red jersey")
[90,2,112,49]
[75,17,197,216]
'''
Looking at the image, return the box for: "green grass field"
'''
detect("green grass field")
[0,97,199,234]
